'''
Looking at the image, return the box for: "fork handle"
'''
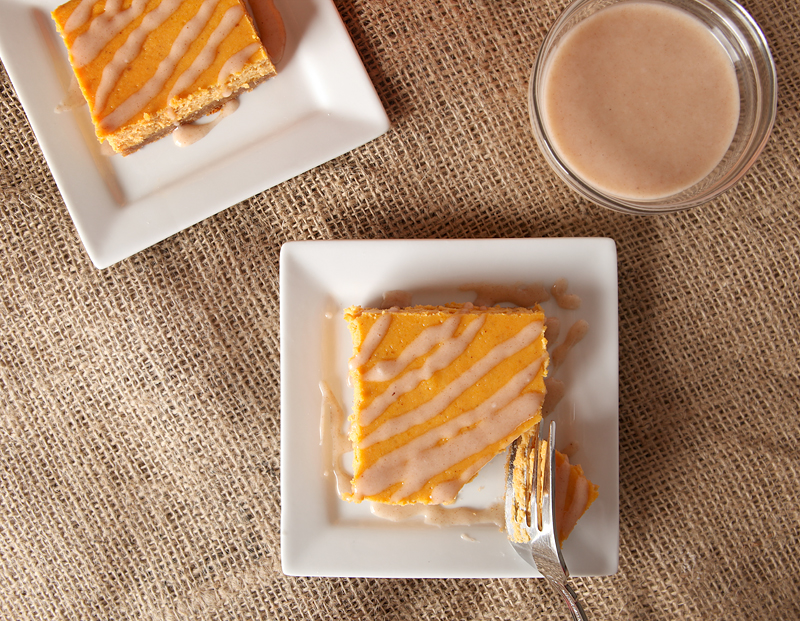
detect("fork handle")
[546,579,589,621]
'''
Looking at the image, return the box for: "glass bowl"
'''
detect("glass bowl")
[529,0,777,214]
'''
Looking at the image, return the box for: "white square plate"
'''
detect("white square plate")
[0,0,389,268]
[280,238,619,578]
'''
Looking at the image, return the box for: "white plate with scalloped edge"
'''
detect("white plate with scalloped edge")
[0,0,388,268]
[280,238,619,578]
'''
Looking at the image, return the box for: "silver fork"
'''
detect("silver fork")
[505,420,589,621]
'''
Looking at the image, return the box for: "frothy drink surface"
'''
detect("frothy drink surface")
[541,1,740,200]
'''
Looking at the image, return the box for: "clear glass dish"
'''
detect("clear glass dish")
[529,0,777,214]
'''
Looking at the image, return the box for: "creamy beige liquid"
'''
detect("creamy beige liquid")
[541,1,740,200]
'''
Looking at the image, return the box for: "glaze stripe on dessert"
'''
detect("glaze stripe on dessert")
[345,304,549,505]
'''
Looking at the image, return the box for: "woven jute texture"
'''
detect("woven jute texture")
[1,0,799,618]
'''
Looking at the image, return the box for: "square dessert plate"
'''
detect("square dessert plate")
[280,238,619,578]
[0,0,389,268]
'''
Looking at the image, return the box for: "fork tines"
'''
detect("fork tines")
[505,419,561,555]
[505,420,588,620]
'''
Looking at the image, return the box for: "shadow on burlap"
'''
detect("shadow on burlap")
[0,0,799,619]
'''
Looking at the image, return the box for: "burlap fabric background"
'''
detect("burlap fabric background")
[1,0,798,618]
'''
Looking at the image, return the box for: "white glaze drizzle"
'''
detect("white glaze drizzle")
[64,0,98,33]
[99,0,224,132]
[348,313,392,371]
[70,0,151,67]
[172,98,239,147]
[357,315,487,428]
[167,5,244,104]
[366,354,546,458]
[364,314,461,382]
[318,381,353,498]
[92,0,185,117]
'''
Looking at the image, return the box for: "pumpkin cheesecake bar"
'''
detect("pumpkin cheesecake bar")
[52,0,277,155]
[344,303,549,505]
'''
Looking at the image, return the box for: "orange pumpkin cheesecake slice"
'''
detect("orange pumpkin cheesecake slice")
[52,0,277,155]
[344,303,549,505]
